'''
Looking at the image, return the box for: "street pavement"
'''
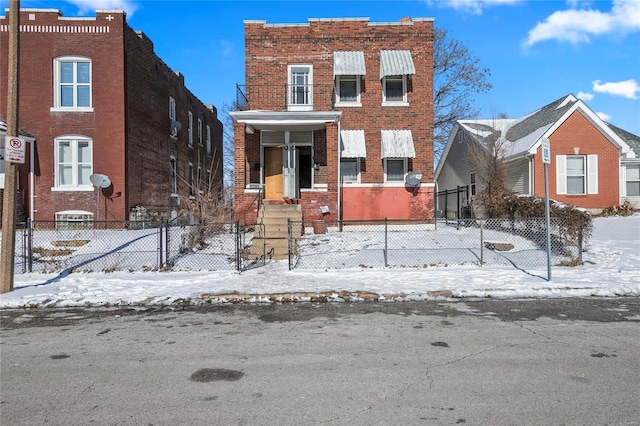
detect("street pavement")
[1,298,639,425]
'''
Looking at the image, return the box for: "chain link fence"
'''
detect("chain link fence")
[289,217,583,273]
[5,220,266,274]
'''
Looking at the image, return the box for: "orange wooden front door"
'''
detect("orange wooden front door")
[264,147,283,199]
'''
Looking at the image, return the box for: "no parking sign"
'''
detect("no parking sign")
[4,135,26,164]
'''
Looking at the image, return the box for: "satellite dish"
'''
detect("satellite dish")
[170,120,182,136]
[90,173,112,189]
[405,172,423,187]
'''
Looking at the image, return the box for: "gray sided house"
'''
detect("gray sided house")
[435,94,639,216]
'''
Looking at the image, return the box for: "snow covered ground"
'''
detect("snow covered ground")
[1,215,638,308]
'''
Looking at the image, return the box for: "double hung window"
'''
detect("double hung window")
[54,136,92,189]
[53,57,92,111]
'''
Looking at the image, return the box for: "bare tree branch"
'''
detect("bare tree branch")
[434,28,493,163]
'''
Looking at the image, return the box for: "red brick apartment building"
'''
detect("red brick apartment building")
[231,17,434,223]
[0,8,223,226]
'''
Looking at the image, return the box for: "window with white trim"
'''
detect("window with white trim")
[198,118,203,145]
[288,65,313,110]
[384,158,407,182]
[52,56,92,111]
[54,136,93,189]
[170,157,178,195]
[382,75,407,104]
[566,156,586,194]
[556,154,598,195]
[188,162,194,197]
[188,111,193,147]
[206,125,211,155]
[626,164,640,196]
[470,172,477,196]
[336,75,360,105]
[340,158,360,183]
[169,97,176,121]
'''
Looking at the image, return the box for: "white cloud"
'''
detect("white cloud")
[593,79,640,99]
[66,0,138,17]
[596,111,611,122]
[577,91,594,101]
[524,0,640,46]
[426,0,523,15]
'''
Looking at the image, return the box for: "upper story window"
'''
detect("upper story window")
[53,135,93,190]
[383,75,407,103]
[380,50,415,106]
[206,125,212,155]
[52,56,93,111]
[188,111,193,147]
[336,75,361,105]
[198,119,203,145]
[470,172,477,196]
[169,97,176,121]
[288,64,313,111]
[334,51,365,107]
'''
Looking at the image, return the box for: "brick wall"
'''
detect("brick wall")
[0,8,223,222]
[236,18,435,221]
[532,111,620,209]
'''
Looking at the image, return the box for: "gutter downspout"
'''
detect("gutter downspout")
[29,140,34,223]
[337,120,341,224]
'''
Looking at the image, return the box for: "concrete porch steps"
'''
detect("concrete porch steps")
[244,203,303,260]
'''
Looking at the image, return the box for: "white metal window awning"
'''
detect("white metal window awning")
[381,129,415,158]
[379,50,415,79]
[340,130,367,158]
[333,51,366,77]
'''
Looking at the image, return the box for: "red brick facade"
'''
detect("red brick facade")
[0,8,223,224]
[233,17,435,223]
[532,111,620,209]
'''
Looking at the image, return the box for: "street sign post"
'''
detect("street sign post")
[541,137,552,281]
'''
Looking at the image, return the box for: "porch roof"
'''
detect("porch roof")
[379,50,415,79]
[229,110,342,132]
[340,130,366,158]
[334,51,366,76]
[381,129,415,158]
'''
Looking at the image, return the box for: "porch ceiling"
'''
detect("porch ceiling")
[230,110,342,132]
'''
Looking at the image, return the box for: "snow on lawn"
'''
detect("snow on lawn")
[1,215,639,308]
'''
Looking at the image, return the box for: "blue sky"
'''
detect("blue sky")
[3,0,640,135]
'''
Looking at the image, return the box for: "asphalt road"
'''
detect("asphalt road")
[1,298,639,425]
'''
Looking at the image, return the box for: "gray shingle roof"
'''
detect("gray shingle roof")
[607,122,640,155]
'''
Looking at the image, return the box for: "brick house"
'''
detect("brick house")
[435,94,640,216]
[230,17,434,225]
[0,8,223,226]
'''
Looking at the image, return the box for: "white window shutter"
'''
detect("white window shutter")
[556,155,567,195]
[587,154,598,194]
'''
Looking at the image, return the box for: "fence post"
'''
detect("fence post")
[287,219,292,271]
[384,217,388,267]
[157,219,164,269]
[235,220,241,272]
[479,220,485,265]
[27,219,33,273]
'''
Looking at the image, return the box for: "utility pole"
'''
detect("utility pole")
[1,0,20,293]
